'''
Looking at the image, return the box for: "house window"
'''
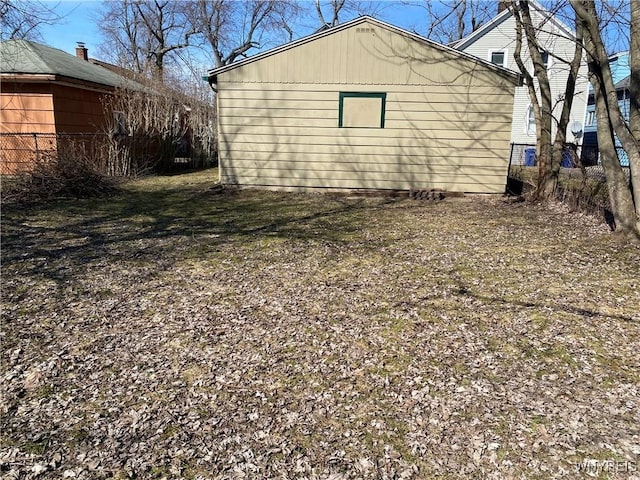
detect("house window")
[339,92,386,128]
[526,105,536,135]
[539,50,550,69]
[489,50,506,67]
[586,110,595,126]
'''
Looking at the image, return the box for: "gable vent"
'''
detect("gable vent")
[356,27,375,33]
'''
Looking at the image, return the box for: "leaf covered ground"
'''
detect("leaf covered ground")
[1,170,639,479]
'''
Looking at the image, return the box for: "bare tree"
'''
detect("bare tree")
[571,0,640,237]
[96,0,146,74]
[0,0,62,40]
[136,0,199,79]
[97,0,198,81]
[510,0,584,200]
[313,1,389,29]
[186,0,300,68]
[316,0,345,27]
[408,0,494,43]
[628,1,639,150]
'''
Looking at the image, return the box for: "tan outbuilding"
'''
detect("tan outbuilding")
[206,16,521,194]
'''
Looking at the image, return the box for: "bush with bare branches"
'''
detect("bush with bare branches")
[2,140,121,203]
[102,79,217,173]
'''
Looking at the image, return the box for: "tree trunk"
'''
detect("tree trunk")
[628,0,640,215]
[572,0,640,236]
[511,1,556,200]
[592,79,639,235]
[550,20,583,179]
[536,119,555,199]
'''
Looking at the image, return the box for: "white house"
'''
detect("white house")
[452,2,589,160]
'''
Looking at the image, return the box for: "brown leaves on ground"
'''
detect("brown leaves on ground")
[1,171,639,479]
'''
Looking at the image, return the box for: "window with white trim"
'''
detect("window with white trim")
[540,50,550,69]
[526,105,536,135]
[489,49,506,68]
[586,110,595,126]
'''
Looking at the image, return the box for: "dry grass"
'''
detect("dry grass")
[1,170,639,479]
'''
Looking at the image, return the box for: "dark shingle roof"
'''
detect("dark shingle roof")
[0,39,143,90]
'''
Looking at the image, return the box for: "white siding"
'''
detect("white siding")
[458,11,590,146]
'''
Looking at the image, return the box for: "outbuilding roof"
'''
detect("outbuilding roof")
[206,16,520,85]
[0,39,144,90]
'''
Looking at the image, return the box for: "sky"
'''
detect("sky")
[33,0,630,71]
[37,1,427,67]
[39,1,106,56]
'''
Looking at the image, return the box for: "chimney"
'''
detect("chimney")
[75,42,88,61]
[498,1,510,14]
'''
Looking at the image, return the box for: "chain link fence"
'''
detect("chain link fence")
[1,133,54,175]
[507,143,635,227]
[1,132,217,176]
[509,142,628,168]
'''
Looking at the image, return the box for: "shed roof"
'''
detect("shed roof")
[206,16,520,85]
[0,39,144,90]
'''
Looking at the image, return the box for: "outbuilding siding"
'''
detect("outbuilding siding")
[214,18,518,193]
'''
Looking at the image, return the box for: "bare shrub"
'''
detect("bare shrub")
[102,79,217,173]
[509,164,615,226]
[2,139,121,203]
